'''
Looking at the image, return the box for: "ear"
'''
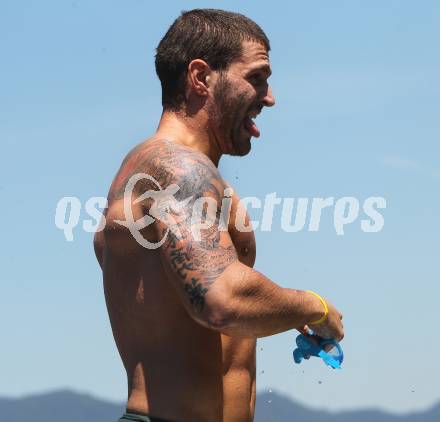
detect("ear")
[187,59,212,98]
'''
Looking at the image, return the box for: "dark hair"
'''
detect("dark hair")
[155,9,270,110]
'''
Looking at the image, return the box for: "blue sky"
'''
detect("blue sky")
[1,0,439,414]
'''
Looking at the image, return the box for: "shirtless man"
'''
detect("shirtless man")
[94,9,344,422]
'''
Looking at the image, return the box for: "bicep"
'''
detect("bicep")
[142,148,239,326]
[156,212,238,327]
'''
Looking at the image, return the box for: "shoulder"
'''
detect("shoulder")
[137,139,226,201]
[108,138,224,202]
[142,139,219,178]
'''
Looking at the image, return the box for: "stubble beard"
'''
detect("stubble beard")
[213,73,252,157]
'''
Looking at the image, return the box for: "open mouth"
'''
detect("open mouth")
[243,111,261,138]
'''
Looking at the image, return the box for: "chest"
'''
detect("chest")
[227,192,256,268]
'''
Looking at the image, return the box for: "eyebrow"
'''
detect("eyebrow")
[247,64,272,77]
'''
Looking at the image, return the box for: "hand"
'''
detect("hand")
[302,300,344,342]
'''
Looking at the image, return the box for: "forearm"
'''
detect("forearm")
[211,262,324,338]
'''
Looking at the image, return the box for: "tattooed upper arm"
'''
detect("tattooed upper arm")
[144,142,239,327]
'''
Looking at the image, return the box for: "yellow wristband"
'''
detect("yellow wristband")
[306,290,329,325]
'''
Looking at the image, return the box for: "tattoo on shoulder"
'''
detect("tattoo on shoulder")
[109,139,221,202]
[109,139,238,313]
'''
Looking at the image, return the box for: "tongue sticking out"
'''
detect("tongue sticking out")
[244,116,260,138]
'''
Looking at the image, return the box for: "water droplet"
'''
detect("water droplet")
[259,370,265,375]
[318,380,322,385]
[267,400,272,404]
[269,389,272,393]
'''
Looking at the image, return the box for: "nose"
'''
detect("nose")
[262,86,275,107]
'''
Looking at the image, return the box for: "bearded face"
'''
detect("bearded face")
[210,72,264,156]
[207,42,274,156]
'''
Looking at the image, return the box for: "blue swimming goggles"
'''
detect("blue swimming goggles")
[293,332,344,369]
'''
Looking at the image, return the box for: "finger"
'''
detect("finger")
[299,325,310,336]
[323,343,335,352]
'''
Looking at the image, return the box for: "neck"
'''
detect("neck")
[154,109,222,167]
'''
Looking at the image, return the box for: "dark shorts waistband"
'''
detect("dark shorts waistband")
[118,412,173,422]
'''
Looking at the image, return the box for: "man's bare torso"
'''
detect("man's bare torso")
[94,138,257,422]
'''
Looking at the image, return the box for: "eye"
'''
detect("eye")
[248,73,265,85]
